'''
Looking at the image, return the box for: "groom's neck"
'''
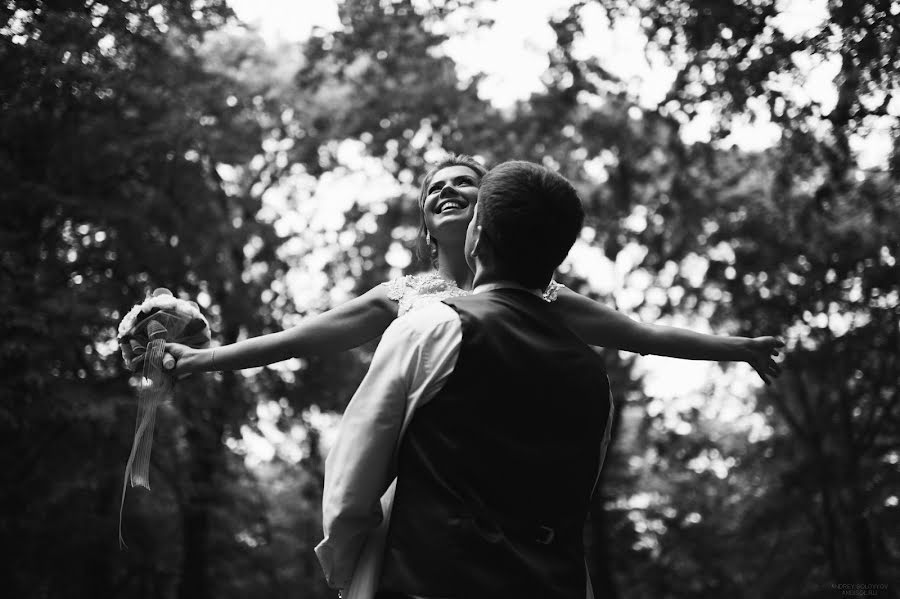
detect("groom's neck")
[472,264,517,289]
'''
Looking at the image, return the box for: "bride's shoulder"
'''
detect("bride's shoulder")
[543,279,566,302]
[379,271,468,316]
[380,272,425,301]
[381,274,411,301]
[381,271,448,299]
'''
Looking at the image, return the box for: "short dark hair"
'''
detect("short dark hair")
[476,161,584,289]
[416,154,489,266]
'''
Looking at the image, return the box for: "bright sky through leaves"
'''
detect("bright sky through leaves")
[224,0,888,160]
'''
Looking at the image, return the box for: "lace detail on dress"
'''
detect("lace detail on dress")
[383,276,406,302]
[383,273,564,315]
[381,271,469,316]
[542,280,564,302]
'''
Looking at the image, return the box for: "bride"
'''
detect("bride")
[127,154,783,598]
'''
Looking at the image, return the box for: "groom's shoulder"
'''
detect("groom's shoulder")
[386,301,461,341]
[443,289,536,316]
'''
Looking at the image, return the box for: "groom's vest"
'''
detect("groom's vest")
[380,289,612,599]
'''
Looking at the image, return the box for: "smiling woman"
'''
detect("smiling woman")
[416,155,488,275]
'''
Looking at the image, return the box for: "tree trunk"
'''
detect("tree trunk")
[177,372,231,599]
[178,226,244,599]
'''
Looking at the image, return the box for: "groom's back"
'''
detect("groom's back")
[381,288,612,599]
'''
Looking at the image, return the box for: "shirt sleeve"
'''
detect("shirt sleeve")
[314,302,461,589]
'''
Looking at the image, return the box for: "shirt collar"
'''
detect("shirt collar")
[472,280,542,298]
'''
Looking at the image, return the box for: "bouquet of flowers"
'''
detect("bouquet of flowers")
[116,287,210,546]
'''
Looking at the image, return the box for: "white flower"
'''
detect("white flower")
[118,304,144,338]
[141,295,177,313]
[117,294,210,340]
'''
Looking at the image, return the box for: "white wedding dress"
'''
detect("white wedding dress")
[343,272,594,599]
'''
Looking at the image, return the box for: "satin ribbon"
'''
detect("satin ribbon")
[118,303,197,548]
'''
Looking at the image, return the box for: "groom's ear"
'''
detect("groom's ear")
[471,224,483,257]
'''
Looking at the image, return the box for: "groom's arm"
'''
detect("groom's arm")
[314,303,462,589]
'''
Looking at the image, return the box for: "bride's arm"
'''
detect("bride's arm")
[550,286,783,383]
[174,285,399,374]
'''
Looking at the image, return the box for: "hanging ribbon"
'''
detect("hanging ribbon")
[117,288,209,548]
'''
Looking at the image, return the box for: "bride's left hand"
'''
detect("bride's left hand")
[743,336,785,385]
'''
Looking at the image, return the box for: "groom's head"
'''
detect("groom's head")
[465,161,584,290]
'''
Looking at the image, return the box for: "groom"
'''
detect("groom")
[316,161,614,599]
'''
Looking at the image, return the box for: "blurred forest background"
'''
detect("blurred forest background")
[2,0,899,597]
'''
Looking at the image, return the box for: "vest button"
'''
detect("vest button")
[535,526,555,544]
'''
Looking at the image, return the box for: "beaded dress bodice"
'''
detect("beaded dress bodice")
[382,271,563,316]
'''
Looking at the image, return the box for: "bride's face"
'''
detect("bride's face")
[422,166,481,245]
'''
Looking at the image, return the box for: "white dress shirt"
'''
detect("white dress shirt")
[315,300,463,589]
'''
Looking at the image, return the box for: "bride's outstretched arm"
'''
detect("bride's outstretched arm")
[167,285,399,375]
[550,286,783,384]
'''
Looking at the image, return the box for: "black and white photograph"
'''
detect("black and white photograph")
[2,0,898,597]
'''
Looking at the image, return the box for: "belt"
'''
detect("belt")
[454,506,582,546]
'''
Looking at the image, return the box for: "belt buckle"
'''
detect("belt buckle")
[535,525,555,544]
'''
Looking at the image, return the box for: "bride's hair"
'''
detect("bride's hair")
[416,154,489,267]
